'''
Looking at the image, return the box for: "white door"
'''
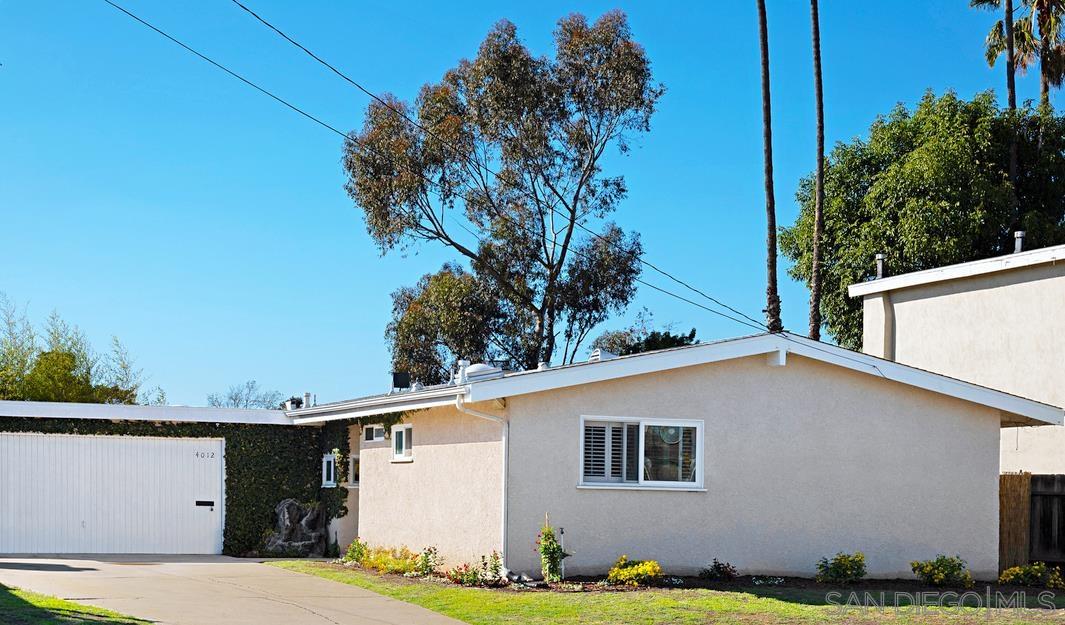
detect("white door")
[0,433,224,554]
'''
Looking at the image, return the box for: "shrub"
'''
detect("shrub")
[359,545,418,575]
[444,552,505,587]
[816,552,867,584]
[414,546,442,577]
[536,515,570,582]
[998,562,1065,588]
[606,555,663,587]
[699,558,738,581]
[342,538,367,564]
[910,555,974,588]
[445,563,483,586]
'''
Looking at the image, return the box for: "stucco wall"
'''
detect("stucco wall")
[861,262,1065,409]
[357,405,503,567]
[505,354,1002,579]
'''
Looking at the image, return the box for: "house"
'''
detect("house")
[289,332,1060,579]
[848,241,1065,473]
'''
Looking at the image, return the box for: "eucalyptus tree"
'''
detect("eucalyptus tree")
[344,12,660,381]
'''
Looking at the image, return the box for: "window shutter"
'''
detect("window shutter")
[583,424,607,478]
[610,425,624,478]
[625,423,639,482]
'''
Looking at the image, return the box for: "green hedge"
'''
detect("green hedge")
[0,416,355,555]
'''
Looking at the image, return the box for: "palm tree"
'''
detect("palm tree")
[757,0,782,334]
[1029,0,1065,108]
[808,0,825,341]
[973,0,1036,109]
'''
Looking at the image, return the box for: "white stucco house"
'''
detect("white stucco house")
[290,332,1059,580]
[848,242,1065,473]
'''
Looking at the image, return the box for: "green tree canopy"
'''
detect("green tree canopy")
[0,294,151,404]
[591,309,697,356]
[344,11,660,381]
[781,90,1065,349]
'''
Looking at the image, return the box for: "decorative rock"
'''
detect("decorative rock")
[262,498,326,557]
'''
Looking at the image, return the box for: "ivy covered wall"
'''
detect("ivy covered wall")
[0,416,356,555]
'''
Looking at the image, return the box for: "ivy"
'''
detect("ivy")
[0,416,347,556]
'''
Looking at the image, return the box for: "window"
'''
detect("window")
[348,455,360,487]
[580,416,703,489]
[391,424,413,462]
[363,424,385,442]
[321,453,337,487]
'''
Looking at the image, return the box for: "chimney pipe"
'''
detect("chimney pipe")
[1014,230,1026,253]
[875,253,886,279]
[303,392,311,408]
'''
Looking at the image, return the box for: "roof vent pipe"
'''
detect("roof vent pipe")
[875,253,887,279]
[1015,230,1026,253]
[303,392,312,408]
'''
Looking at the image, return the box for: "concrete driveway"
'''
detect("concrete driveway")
[0,556,463,625]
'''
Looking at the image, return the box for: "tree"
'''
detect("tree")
[344,12,659,380]
[591,309,697,356]
[1030,0,1065,108]
[780,91,1065,349]
[207,380,284,410]
[975,0,1065,109]
[756,0,783,333]
[0,295,147,404]
[808,0,826,340]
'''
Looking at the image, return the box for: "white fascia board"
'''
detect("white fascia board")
[775,334,1063,426]
[466,334,781,403]
[290,387,465,425]
[848,245,1065,298]
[0,400,292,425]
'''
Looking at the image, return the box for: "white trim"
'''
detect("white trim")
[363,424,385,443]
[0,400,291,425]
[847,244,1065,297]
[578,415,705,490]
[391,423,413,462]
[291,387,463,424]
[321,452,338,488]
[576,484,707,492]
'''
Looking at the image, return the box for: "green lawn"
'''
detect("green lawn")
[271,561,1065,625]
[0,584,148,625]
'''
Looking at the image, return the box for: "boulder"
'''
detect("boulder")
[262,498,326,557]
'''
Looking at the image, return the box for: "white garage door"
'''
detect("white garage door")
[0,433,224,554]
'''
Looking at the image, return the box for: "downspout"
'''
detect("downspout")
[455,395,509,571]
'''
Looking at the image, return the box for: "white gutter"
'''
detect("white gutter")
[290,387,464,424]
[454,395,509,572]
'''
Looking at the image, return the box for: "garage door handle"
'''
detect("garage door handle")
[195,500,215,507]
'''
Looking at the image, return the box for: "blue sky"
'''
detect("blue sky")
[0,1,1053,405]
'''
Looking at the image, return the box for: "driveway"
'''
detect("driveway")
[0,556,463,625]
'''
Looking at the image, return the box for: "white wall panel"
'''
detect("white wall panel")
[0,433,224,554]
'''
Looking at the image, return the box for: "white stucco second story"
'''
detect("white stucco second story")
[848,243,1065,408]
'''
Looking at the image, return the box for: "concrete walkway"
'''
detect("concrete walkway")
[0,556,463,625]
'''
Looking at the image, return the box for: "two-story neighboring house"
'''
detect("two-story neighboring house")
[848,242,1065,473]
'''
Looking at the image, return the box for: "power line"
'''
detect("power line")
[102,0,768,334]
[228,0,769,331]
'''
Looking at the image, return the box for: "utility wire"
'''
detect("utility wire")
[102,0,767,334]
[228,0,769,331]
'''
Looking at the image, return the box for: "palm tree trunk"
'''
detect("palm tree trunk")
[1006,0,1020,229]
[757,0,783,334]
[808,0,825,341]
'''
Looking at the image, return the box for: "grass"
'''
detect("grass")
[270,561,1065,625]
[0,584,148,625]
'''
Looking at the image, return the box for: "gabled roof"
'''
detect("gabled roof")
[289,332,1062,427]
[0,400,292,425]
[848,244,1065,298]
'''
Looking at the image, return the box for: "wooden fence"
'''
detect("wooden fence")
[1000,472,1031,571]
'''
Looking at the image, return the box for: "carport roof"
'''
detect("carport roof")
[0,400,292,425]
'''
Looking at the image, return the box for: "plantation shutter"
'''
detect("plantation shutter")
[624,423,639,482]
[610,425,624,478]
[583,423,608,479]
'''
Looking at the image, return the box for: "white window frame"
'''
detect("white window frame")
[321,452,338,488]
[391,423,413,463]
[363,424,385,443]
[578,415,705,491]
[347,455,360,488]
